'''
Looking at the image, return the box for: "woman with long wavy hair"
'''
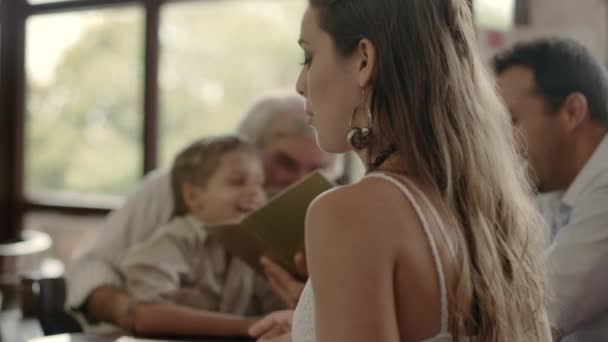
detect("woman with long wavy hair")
[251,1,552,341]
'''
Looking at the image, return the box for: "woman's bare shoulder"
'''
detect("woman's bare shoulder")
[306,176,425,256]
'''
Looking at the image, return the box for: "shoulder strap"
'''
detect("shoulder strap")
[366,172,449,333]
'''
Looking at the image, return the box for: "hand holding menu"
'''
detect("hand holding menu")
[207,171,334,280]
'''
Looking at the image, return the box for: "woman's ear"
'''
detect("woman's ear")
[354,38,377,88]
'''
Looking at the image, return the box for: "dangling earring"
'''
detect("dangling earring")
[347,94,373,150]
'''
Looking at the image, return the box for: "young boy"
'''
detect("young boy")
[121,136,283,337]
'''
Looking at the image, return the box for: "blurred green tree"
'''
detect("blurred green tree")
[26,1,305,196]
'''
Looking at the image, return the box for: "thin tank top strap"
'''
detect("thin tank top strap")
[366,172,449,334]
[397,175,456,260]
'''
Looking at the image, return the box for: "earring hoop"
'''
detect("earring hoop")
[346,94,373,150]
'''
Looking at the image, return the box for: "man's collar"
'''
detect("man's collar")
[562,133,608,207]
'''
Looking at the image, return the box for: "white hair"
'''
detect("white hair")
[237,90,311,148]
[237,90,344,181]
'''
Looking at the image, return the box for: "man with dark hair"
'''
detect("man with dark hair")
[494,38,608,342]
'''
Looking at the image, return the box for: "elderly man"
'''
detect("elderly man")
[494,38,608,342]
[66,91,340,331]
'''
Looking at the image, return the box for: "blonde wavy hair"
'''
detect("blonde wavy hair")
[309,0,551,340]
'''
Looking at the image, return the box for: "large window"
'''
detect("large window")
[474,0,516,31]
[23,0,304,203]
[26,8,144,197]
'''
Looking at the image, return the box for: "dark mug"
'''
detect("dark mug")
[20,275,66,318]
[20,275,38,318]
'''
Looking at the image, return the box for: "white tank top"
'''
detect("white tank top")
[291,172,472,342]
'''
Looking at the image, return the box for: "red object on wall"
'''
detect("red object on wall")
[486,30,507,49]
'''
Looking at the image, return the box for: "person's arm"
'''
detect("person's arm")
[132,302,255,337]
[66,170,173,324]
[122,219,258,337]
[547,188,608,337]
[66,203,145,316]
[86,286,133,330]
[66,255,126,324]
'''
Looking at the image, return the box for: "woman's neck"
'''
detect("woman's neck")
[356,147,412,176]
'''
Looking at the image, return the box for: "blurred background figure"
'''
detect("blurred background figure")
[494,38,608,342]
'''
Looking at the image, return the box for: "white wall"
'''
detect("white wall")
[478,0,608,64]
